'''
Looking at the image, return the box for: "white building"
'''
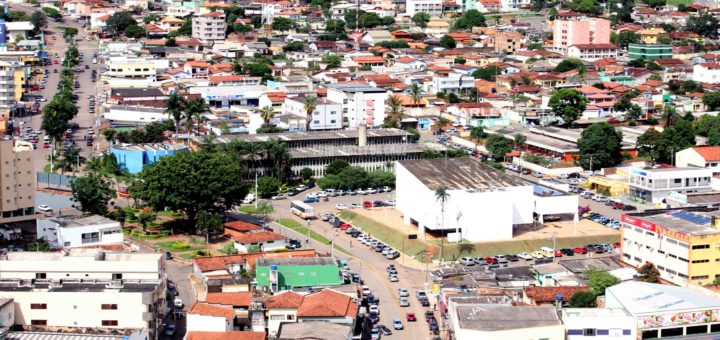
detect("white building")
[561,308,636,339]
[186,302,235,333]
[567,44,618,61]
[405,0,443,16]
[628,167,713,204]
[188,85,269,109]
[5,22,34,42]
[396,158,578,242]
[693,63,720,84]
[104,105,168,123]
[676,146,720,190]
[36,215,124,249]
[447,305,564,340]
[500,0,531,11]
[284,96,343,131]
[606,281,720,338]
[0,249,166,337]
[0,61,21,110]
[429,74,476,94]
[325,84,388,129]
[192,11,226,43]
[105,57,161,81]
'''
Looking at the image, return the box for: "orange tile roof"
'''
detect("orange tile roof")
[202,11,226,17]
[525,286,590,303]
[297,289,358,318]
[224,220,262,232]
[266,291,304,309]
[193,249,318,272]
[188,302,236,321]
[353,56,386,64]
[233,231,286,244]
[185,61,212,68]
[187,332,266,340]
[693,146,720,161]
[204,292,252,306]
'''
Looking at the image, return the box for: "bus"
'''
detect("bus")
[290,200,317,219]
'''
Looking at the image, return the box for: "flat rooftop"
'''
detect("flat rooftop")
[256,257,337,266]
[6,332,128,340]
[607,281,720,315]
[456,305,561,331]
[277,321,352,340]
[4,249,162,262]
[207,128,410,144]
[110,88,165,98]
[289,143,429,158]
[631,211,720,236]
[398,157,529,191]
[47,214,118,228]
[0,281,159,293]
[110,143,188,152]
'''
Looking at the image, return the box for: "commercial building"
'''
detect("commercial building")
[0,61,22,111]
[255,257,342,291]
[405,0,443,17]
[264,289,358,338]
[0,140,35,224]
[110,143,188,174]
[447,305,564,339]
[104,105,168,124]
[606,281,720,339]
[104,58,159,82]
[676,146,720,190]
[192,11,226,43]
[325,84,388,129]
[562,308,636,339]
[553,17,611,53]
[693,63,720,84]
[620,209,720,286]
[395,157,578,242]
[628,167,713,204]
[0,249,166,337]
[284,96,343,131]
[188,86,268,108]
[36,215,124,249]
[628,44,673,61]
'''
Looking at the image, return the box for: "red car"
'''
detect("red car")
[613,242,621,249]
[612,202,624,209]
[573,246,588,254]
[339,223,352,230]
[608,118,619,123]
[406,313,416,322]
[52,60,58,64]
[554,250,563,257]
[484,257,498,264]
[43,142,49,148]
[362,201,373,208]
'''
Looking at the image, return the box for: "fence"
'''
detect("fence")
[36,172,76,190]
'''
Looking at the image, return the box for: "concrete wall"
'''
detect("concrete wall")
[36,219,124,248]
[535,194,579,222]
[267,308,297,338]
[512,157,584,176]
[186,313,231,333]
[454,324,565,340]
[562,309,636,339]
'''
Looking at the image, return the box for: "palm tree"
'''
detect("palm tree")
[384,95,405,128]
[409,83,422,106]
[303,96,317,132]
[164,92,186,143]
[184,98,209,137]
[663,105,680,127]
[260,106,275,125]
[435,185,450,263]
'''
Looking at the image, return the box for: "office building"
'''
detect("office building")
[0,61,21,111]
[36,215,124,249]
[325,84,388,129]
[553,17,611,53]
[628,167,713,204]
[621,209,720,286]
[110,143,188,174]
[0,140,35,224]
[628,44,673,61]
[192,11,226,43]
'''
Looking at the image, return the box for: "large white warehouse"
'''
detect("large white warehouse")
[395,158,578,243]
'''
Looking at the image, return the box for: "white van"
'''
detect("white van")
[242,194,255,204]
[540,247,555,258]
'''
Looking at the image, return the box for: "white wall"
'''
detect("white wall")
[535,194,579,222]
[284,99,343,130]
[454,325,565,340]
[37,219,123,249]
[267,308,297,338]
[326,89,387,128]
[186,314,231,333]
[562,309,636,340]
[104,107,168,123]
[0,253,163,280]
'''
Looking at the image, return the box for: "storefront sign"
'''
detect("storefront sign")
[656,226,690,242]
[638,310,719,329]
[621,215,657,232]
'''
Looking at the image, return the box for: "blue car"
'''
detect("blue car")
[303,197,320,203]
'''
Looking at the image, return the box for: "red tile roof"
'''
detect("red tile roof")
[202,11,225,17]
[693,146,720,161]
[204,292,252,306]
[525,286,590,303]
[224,220,262,232]
[233,231,286,244]
[187,331,266,340]
[297,289,358,318]
[185,61,212,68]
[188,302,236,321]
[193,249,318,272]
[266,291,305,309]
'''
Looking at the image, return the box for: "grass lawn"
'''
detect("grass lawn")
[155,241,204,252]
[275,219,350,255]
[667,0,691,5]
[238,204,274,215]
[337,211,436,262]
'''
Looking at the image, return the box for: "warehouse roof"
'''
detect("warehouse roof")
[256,257,337,266]
[209,128,410,144]
[455,305,560,331]
[606,281,720,315]
[398,157,528,191]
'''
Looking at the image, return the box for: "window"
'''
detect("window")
[30,304,47,309]
[112,273,122,280]
[287,314,295,320]
[646,231,655,236]
[30,320,47,326]
[270,315,284,320]
[584,329,597,336]
[669,254,678,259]
[101,320,118,326]
[693,244,710,249]
[35,273,46,279]
[692,275,709,280]
[101,304,118,310]
[692,259,710,263]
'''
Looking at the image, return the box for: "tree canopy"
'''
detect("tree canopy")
[548,89,587,125]
[703,92,720,111]
[106,11,137,35]
[412,12,431,28]
[439,35,456,49]
[686,14,720,39]
[70,174,115,215]
[454,10,486,30]
[577,122,623,170]
[587,270,620,296]
[554,58,585,73]
[272,17,295,32]
[485,135,511,161]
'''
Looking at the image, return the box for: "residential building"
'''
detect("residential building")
[284,96,343,131]
[36,215,123,249]
[325,84,388,128]
[429,74,476,94]
[405,0,443,17]
[264,289,357,338]
[628,167,712,204]
[5,22,33,42]
[447,305,564,340]
[693,63,720,84]
[500,0,531,11]
[637,27,666,44]
[606,281,720,338]
[158,16,185,32]
[0,61,20,111]
[0,249,166,337]
[495,30,522,54]
[186,302,235,333]
[676,146,720,190]
[567,44,618,61]
[231,231,287,253]
[628,44,673,61]
[265,291,303,338]
[620,209,720,286]
[255,257,342,291]
[187,332,266,340]
[553,17,611,53]
[0,140,35,224]
[561,308,636,339]
[110,144,189,174]
[192,11,226,43]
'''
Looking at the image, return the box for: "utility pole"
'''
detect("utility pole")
[254,172,258,209]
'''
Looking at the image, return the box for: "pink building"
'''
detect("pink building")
[553,17,611,53]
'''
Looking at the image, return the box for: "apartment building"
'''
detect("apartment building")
[284,96,343,131]
[105,57,158,81]
[0,249,166,337]
[553,17,611,53]
[405,0,443,17]
[430,74,476,94]
[325,84,388,129]
[0,140,35,224]
[693,63,720,84]
[192,11,226,43]
[628,167,713,204]
[628,43,673,61]
[567,44,618,61]
[0,61,19,110]
[620,210,720,287]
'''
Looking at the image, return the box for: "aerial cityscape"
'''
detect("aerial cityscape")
[1,0,720,339]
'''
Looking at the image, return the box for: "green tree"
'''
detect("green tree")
[383,95,405,128]
[303,96,317,132]
[472,66,501,81]
[686,14,720,39]
[638,262,661,283]
[486,135,511,160]
[260,106,275,125]
[577,123,623,169]
[548,89,587,125]
[358,12,382,28]
[412,12,431,28]
[637,128,663,162]
[246,62,273,83]
[570,0,602,15]
[70,174,115,215]
[219,243,239,255]
[646,61,662,71]
[381,16,395,26]
[271,17,295,32]
[164,92,186,143]
[697,115,720,136]
[170,19,192,37]
[470,126,485,140]
[184,97,209,135]
[144,13,159,24]
[300,167,314,181]
[570,291,597,307]
[196,210,223,241]
[325,19,345,33]
[554,58,585,72]
[514,133,527,147]
[410,83,422,106]
[321,54,341,68]
[130,150,248,222]
[124,24,146,38]
[454,9,486,30]
[587,270,620,296]
[326,160,350,175]
[642,0,665,7]
[40,7,61,20]
[627,104,643,120]
[30,11,47,34]
[28,238,51,251]
[611,31,640,49]
[440,35,456,49]
[106,11,137,35]
[435,186,450,248]
[257,176,280,198]
[283,41,305,52]
[703,92,720,111]
[658,120,696,163]
[708,125,720,146]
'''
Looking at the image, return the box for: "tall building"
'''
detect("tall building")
[553,17,611,53]
[405,0,443,17]
[192,11,226,43]
[325,84,388,129]
[0,140,35,223]
[0,61,21,111]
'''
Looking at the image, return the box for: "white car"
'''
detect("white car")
[362,285,371,296]
[398,288,409,297]
[369,304,380,314]
[389,274,399,282]
[531,251,545,259]
[368,188,378,194]
[173,297,183,308]
[517,253,533,260]
[271,194,286,200]
[357,189,368,195]
[336,203,349,210]
[316,191,328,198]
[382,186,392,192]
[382,199,396,206]
[37,205,52,212]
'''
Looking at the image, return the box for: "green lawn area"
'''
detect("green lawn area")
[275,219,350,255]
[667,0,691,5]
[238,203,274,215]
[337,211,435,262]
[155,241,204,252]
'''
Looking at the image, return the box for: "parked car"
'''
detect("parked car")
[622,204,637,211]
[393,319,404,330]
[406,313,417,321]
[517,253,533,260]
[399,296,409,306]
[37,205,52,212]
[530,251,545,259]
[336,203,348,210]
[173,297,183,308]
[560,248,575,256]
[363,201,374,208]
[378,325,392,336]
[459,257,475,266]
[164,324,176,336]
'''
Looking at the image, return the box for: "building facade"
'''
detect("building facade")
[628,44,673,61]
[36,215,124,249]
[405,0,443,16]
[0,140,35,224]
[553,17,611,53]
[284,96,343,131]
[628,167,713,204]
[325,85,388,129]
[110,143,188,174]
[192,11,226,43]
[676,146,720,190]
[567,44,618,61]
[693,63,720,84]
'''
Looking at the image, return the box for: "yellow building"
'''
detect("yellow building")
[13,69,25,102]
[621,209,720,287]
[586,175,629,197]
[637,28,666,44]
